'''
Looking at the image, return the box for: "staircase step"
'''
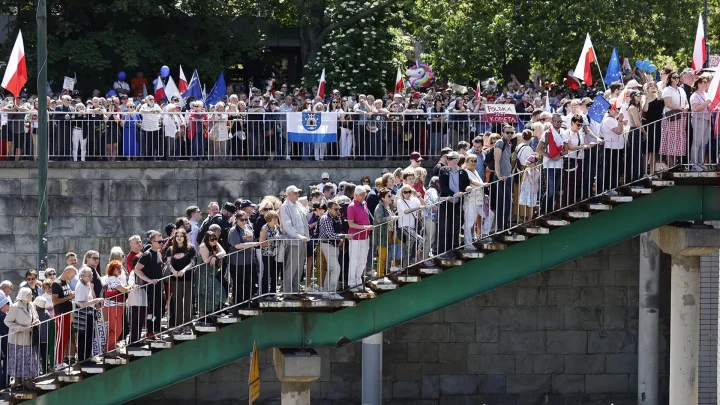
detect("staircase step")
[352,288,376,300]
[390,273,421,284]
[621,186,653,195]
[194,323,220,333]
[217,314,240,324]
[126,345,153,357]
[237,309,262,318]
[497,234,527,243]
[259,297,355,309]
[9,389,36,400]
[541,218,570,227]
[80,362,107,374]
[172,330,197,341]
[603,194,633,203]
[457,249,486,259]
[475,242,507,251]
[103,355,130,365]
[520,226,550,235]
[433,256,464,267]
[651,180,675,187]
[57,369,84,383]
[368,278,398,291]
[35,378,60,391]
[417,265,443,275]
[583,203,613,211]
[149,338,174,349]
[563,211,590,220]
[670,171,720,179]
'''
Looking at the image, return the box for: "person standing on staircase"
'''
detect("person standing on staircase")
[279,186,309,297]
[132,231,165,340]
[52,266,76,371]
[346,187,373,292]
[438,152,469,258]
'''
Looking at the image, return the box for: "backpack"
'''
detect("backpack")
[196,214,222,246]
[484,141,508,173]
[512,144,530,174]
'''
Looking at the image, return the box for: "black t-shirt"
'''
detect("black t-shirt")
[52,279,73,314]
[138,249,163,280]
[166,246,196,272]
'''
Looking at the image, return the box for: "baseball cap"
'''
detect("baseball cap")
[447,151,460,160]
[223,202,237,213]
[410,151,423,161]
[413,92,421,99]
[321,172,330,180]
[34,296,47,308]
[239,200,256,209]
[285,185,302,194]
[625,79,640,90]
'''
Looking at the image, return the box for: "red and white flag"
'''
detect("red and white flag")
[1,30,27,98]
[474,80,481,99]
[154,76,166,101]
[177,65,188,94]
[394,66,404,95]
[692,14,707,71]
[613,89,626,110]
[565,70,580,90]
[572,33,596,86]
[317,69,326,99]
[622,58,631,72]
[706,70,720,111]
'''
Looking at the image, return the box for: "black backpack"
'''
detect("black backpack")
[196,214,222,246]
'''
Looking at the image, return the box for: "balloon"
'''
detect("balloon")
[647,64,657,73]
[635,60,643,69]
[160,65,170,78]
[405,63,434,87]
[118,71,126,81]
[106,90,117,97]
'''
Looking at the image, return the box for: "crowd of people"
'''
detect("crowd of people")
[0,66,717,392]
[0,67,713,165]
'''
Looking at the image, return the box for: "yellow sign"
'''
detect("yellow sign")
[249,340,260,403]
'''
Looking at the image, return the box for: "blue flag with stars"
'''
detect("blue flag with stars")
[604,47,622,86]
[588,95,611,123]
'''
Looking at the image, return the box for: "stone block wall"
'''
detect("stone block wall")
[129,237,671,405]
[0,161,406,282]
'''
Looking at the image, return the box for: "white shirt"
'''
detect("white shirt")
[315,182,337,195]
[600,115,625,150]
[211,114,230,141]
[113,81,130,94]
[540,127,567,169]
[189,220,200,252]
[126,271,147,307]
[139,103,162,130]
[74,281,94,305]
[42,292,54,317]
[516,143,534,166]
[662,85,688,114]
[162,114,180,138]
[565,130,585,159]
[397,196,422,228]
[104,275,125,307]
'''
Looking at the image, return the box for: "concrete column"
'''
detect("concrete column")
[273,348,321,405]
[638,232,660,405]
[670,254,701,405]
[652,225,720,405]
[362,332,383,405]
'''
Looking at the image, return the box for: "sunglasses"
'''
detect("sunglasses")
[467,159,477,163]
[671,76,680,79]
[262,208,271,212]
[403,190,412,194]
[237,218,247,222]
[504,131,514,135]
[209,237,218,242]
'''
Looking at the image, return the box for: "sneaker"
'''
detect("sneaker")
[690,165,705,172]
[321,293,331,300]
[478,237,493,244]
[606,190,619,196]
[330,293,345,301]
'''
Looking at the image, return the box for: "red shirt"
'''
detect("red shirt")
[346,200,371,240]
[126,251,138,272]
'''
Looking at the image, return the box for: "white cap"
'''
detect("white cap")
[321,172,329,180]
[33,296,47,308]
[625,79,640,90]
[285,185,302,194]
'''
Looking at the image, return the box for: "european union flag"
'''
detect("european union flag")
[604,47,622,86]
[205,72,226,106]
[182,69,203,101]
[588,95,611,123]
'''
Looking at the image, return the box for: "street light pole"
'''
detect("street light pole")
[36,0,48,271]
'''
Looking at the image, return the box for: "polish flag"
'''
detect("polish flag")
[1,30,27,98]
[613,88,626,110]
[395,66,404,95]
[572,33,596,86]
[692,14,707,71]
[565,70,580,90]
[474,80,481,100]
[706,70,720,111]
[154,75,167,101]
[317,69,326,99]
[177,65,188,94]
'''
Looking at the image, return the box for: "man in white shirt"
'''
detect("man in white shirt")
[316,172,337,195]
[113,74,131,96]
[536,113,568,215]
[599,104,625,196]
[139,95,162,160]
[186,206,202,252]
[279,185,309,296]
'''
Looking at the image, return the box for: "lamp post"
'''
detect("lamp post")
[36,0,48,271]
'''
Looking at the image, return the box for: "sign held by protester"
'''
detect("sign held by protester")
[710,54,720,68]
[249,340,260,403]
[62,76,75,91]
[484,104,518,123]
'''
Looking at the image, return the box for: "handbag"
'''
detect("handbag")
[664,109,683,121]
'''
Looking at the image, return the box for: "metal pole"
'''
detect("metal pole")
[36,0,48,271]
[361,332,383,405]
[638,232,659,404]
[704,0,709,67]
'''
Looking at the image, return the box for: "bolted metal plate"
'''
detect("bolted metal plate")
[35,379,60,391]
[368,279,398,291]
[80,363,107,374]
[670,171,720,178]
[260,299,355,309]
[217,315,240,324]
[352,288,376,300]
[126,346,153,357]
[149,339,173,349]
[622,186,652,195]
[104,356,129,365]
[651,180,675,187]
[603,195,633,203]
[457,249,486,259]
[542,219,570,227]
[237,309,262,317]
[10,391,36,400]
[57,369,84,383]
[521,226,550,235]
[475,242,507,251]
[584,203,613,211]
[418,266,443,275]
[500,234,527,242]
[391,274,421,283]
[194,324,219,333]
[563,211,590,219]
[433,257,464,267]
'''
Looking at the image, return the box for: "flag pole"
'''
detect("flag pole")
[594,59,608,92]
[37,0,49,272]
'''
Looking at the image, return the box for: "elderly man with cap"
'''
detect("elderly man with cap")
[346,186,373,292]
[438,151,469,257]
[406,151,423,171]
[279,185,310,296]
[316,172,337,195]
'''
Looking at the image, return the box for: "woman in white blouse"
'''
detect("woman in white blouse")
[689,76,712,171]
[397,184,426,267]
[209,102,230,160]
[162,103,181,160]
[563,114,592,205]
[660,71,689,168]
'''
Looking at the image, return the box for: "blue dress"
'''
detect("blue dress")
[123,113,141,156]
